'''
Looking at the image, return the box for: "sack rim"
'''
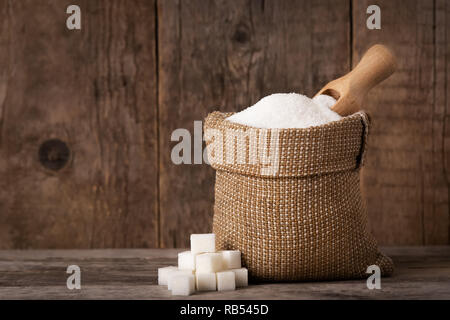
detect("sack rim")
[211,111,369,132]
[204,111,370,177]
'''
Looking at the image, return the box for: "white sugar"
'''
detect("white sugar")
[226,93,341,129]
[312,94,338,110]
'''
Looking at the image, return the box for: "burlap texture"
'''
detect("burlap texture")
[205,111,393,281]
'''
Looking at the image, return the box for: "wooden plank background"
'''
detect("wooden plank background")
[0,0,159,248]
[0,0,448,248]
[354,0,449,245]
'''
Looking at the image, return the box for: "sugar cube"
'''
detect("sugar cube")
[170,274,195,296]
[190,233,216,254]
[231,268,248,287]
[158,266,178,286]
[220,250,241,269]
[178,251,196,271]
[216,271,236,291]
[195,273,216,291]
[196,253,223,273]
[167,269,194,290]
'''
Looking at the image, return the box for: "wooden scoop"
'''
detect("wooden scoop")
[314,44,397,116]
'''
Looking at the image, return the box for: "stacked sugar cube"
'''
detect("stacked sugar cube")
[158,233,248,296]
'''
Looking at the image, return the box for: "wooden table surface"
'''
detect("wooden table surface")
[0,247,449,300]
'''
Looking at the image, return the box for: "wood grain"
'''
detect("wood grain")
[0,0,158,248]
[157,0,350,248]
[354,0,449,245]
[435,0,450,244]
[0,247,449,299]
[0,1,448,248]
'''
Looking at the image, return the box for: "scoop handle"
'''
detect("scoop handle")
[347,44,397,96]
[315,44,397,116]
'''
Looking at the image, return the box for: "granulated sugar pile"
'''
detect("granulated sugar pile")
[227,93,341,129]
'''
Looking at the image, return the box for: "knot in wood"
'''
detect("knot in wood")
[38,139,71,171]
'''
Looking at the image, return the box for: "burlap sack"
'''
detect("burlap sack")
[204,111,393,281]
